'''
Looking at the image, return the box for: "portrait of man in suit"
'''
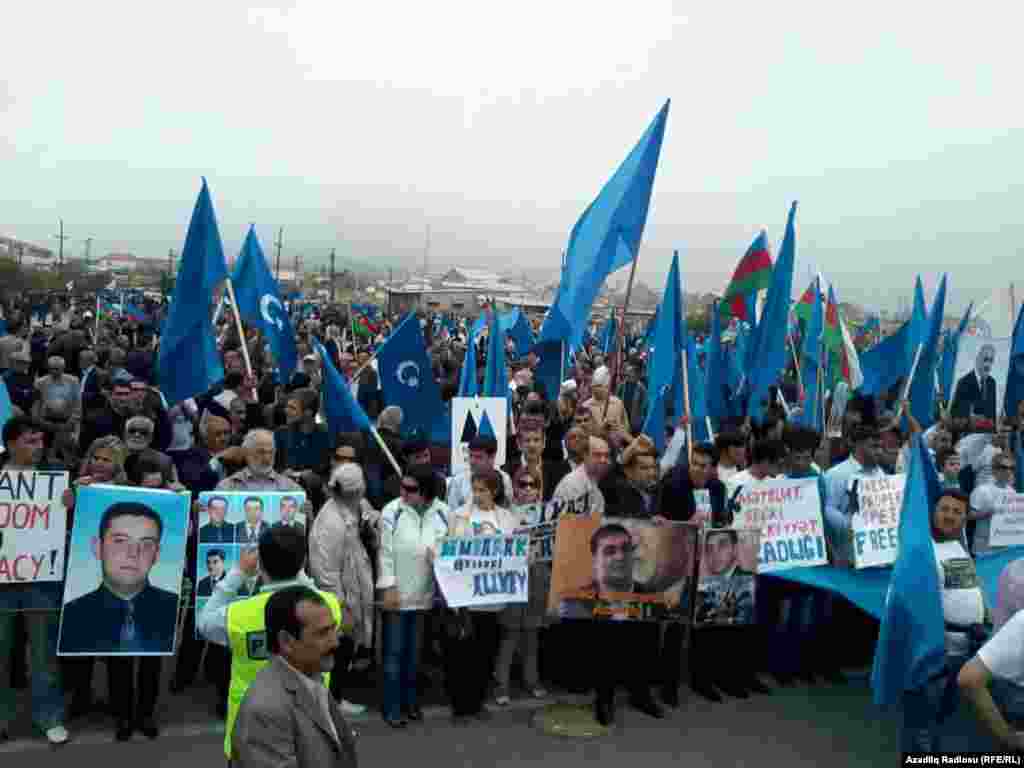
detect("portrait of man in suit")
[235,496,269,544]
[197,548,227,597]
[274,495,305,535]
[558,523,637,619]
[952,343,997,421]
[200,495,235,543]
[59,501,180,654]
[696,529,755,625]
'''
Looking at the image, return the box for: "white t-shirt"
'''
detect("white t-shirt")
[934,539,985,655]
[979,610,1024,687]
[970,482,1013,554]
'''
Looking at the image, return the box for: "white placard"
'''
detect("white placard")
[433,534,529,608]
[450,397,508,473]
[990,491,1024,547]
[852,474,906,569]
[731,477,827,573]
[0,470,69,584]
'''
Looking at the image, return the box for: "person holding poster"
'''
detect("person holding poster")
[0,416,69,745]
[696,529,756,625]
[952,343,999,422]
[443,468,517,724]
[969,451,1017,554]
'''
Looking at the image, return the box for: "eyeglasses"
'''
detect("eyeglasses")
[400,483,420,494]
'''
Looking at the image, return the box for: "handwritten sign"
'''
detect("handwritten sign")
[433,534,530,608]
[989,491,1024,547]
[852,474,906,569]
[0,470,69,584]
[511,503,555,563]
[731,478,827,573]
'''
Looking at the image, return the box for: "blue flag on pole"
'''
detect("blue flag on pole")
[909,274,947,429]
[158,178,228,405]
[231,226,298,382]
[1004,303,1024,423]
[458,326,478,397]
[642,251,685,453]
[797,277,824,431]
[483,307,508,398]
[747,202,798,423]
[705,301,726,422]
[870,433,945,708]
[376,314,445,439]
[539,101,670,348]
[314,340,371,434]
[940,303,973,405]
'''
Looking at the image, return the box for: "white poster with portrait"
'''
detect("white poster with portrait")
[952,336,1010,419]
[450,397,508,474]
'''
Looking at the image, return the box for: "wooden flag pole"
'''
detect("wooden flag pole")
[681,348,693,462]
[222,278,255,386]
[893,343,924,423]
[369,425,403,476]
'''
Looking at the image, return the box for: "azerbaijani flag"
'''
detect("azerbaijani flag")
[720,230,773,323]
[824,284,863,390]
[351,303,381,338]
[793,279,818,326]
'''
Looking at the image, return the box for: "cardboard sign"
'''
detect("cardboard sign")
[433,534,530,608]
[695,527,761,627]
[511,503,555,563]
[548,515,699,622]
[731,478,827,573]
[852,474,906,569]
[0,470,69,584]
[989,491,1024,547]
[450,397,508,474]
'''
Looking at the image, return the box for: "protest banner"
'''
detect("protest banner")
[511,502,555,563]
[695,527,761,627]
[450,397,508,474]
[852,474,906,569]
[433,533,530,608]
[731,477,827,573]
[989,490,1024,547]
[59,484,190,656]
[548,515,699,622]
[0,469,69,585]
[953,336,1010,418]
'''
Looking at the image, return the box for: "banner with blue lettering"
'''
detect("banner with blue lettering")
[853,474,906,568]
[731,478,827,573]
[511,503,554,563]
[434,534,530,608]
[0,470,69,584]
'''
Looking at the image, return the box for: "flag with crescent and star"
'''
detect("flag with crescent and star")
[231,225,298,382]
[376,314,446,438]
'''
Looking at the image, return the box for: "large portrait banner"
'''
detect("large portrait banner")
[695,526,761,627]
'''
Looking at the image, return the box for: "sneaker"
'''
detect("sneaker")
[339,700,367,716]
[495,695,511,707]
[531,687,548,699]
[46,725,69,745]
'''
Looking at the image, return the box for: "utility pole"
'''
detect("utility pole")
[54,219,70,272]
[422,224,430,280]
[329,248,336,303]
[294,252,303,293]
[83,237,93,265]
[274,227,284,281]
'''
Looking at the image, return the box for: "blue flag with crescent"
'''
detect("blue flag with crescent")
[231,225,298,382]
[376,314,446,439]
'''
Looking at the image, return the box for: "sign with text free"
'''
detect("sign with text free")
[433,534,530,608]
[731,477,827,573]
[989,491,1024,547]
[0,470,70,584]
[852,474,906,569]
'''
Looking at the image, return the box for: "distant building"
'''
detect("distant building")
[0,235,56,267]
[95,253,168,273]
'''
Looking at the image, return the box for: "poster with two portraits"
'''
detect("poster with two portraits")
[547,515,761,626]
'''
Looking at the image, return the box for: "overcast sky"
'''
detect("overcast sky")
[2,1,1021,312]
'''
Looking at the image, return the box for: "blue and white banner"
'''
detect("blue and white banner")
[433,534,530,608]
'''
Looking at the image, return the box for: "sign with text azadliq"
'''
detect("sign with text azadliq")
[730,477,827,573]
[0,470,70,584]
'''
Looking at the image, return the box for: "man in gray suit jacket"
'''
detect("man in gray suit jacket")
[232,586,358,768]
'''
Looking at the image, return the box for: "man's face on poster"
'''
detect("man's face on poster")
[245,499,264,527]
[977,346,996,378]
[93,513,161,596]
[280,497,298,524]
[208,498,228,525]
[593,530,634,592]
[705,531,738,576]
[206,553,225,579]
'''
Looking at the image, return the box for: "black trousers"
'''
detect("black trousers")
[442,612,499,716]
[592,621,658,701]
[660,622,687,694]
[539,620,591,693]
[108,656,162,723]
[328,636,356,702]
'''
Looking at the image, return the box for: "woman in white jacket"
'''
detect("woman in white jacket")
[376,463,449,728]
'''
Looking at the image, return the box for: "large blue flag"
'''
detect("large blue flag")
[909,274,947,429]
[483,307,508,398]
[376,314,446,438]
[797,277,824,430]
[506,309,535,360]
[458,326,478,397]
[231,226,298,382]
[642,251,685,453]
[539,100,670,348]
[1004,303,1024,423]
[747,202,797,423]
[871,433,945,708]
[705,301,727,422]
[860,319,912,397]
[909,275,929,363]
[314,339,371,434]
[686,333,708,442]
[158,179,228,405]
[0,378,12,435]
[939,303,973,404]
[533,340,568,403]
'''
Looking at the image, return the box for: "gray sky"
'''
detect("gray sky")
[2,1,1021,312]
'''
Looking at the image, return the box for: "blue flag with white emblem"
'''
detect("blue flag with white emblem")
[231,226,298,382]
[376,314,446,438]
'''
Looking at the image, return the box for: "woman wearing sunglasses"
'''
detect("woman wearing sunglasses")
[376,464,448,729]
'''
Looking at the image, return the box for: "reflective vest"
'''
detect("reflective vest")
[223,587,343,757]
